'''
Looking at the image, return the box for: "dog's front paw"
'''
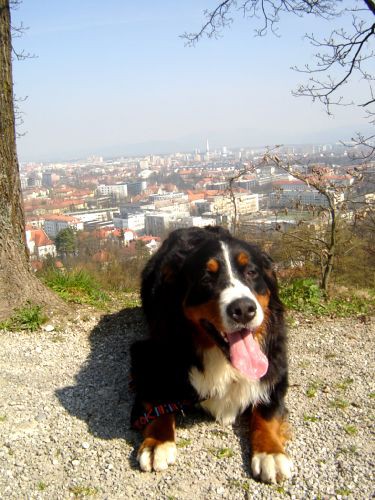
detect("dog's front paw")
[251,452,293,483]
[137,438,177,472]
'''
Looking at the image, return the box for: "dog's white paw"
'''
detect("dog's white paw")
[251,452,293,483]
[137,441,177,472]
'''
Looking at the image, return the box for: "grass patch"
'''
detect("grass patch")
[324,353,336,360]
[209,447,234,459]
[176,438,192,448]
[336,378,354,391]
[69,485,98,497]
[210,429,229,437]
[275,486,286,494]
[121,292,141,309]
[42,269,109,307]
[330,398,350,410]
[369,392,375,399]
[280,278,324,314]
[343,424,358,436]
[306,381,323,398]
[338,445,358,455]
[0,302,47,332]
[303,414,318,422]
[0,415,7,422]
[37,481,47,491]
[298,360,310,368]
[227,479,250,491]
[280,278,375,317]
[336,488,351,496]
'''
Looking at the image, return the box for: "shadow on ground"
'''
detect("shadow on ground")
[56,306,255,474]
[56,307,145,445]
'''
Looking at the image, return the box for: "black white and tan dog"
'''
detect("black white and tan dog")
[130,226,292,483]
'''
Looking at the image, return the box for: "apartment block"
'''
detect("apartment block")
[44,215,84,238]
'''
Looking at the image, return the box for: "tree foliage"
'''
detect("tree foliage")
[55,228,77,257]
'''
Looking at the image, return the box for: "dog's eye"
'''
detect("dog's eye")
[246,269,258,279]
[200,275,212,285]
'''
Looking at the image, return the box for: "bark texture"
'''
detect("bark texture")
[0,0,63,319]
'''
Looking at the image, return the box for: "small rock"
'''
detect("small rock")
[43,324,55,332]
[35,346,42,353]
[71,459,80,466]
[82,442,90,449]
[35,412,46,422]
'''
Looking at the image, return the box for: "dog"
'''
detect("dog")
[130,226,292,483]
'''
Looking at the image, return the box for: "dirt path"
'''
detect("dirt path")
[0,308,374,499]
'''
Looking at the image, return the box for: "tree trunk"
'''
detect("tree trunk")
[321,207,336,295]
[0,0,64,320]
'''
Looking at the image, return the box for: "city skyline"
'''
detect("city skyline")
[12,1,373,162]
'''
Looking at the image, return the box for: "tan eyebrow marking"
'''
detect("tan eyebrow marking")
[237,252,249,266]
[207,258,219,273]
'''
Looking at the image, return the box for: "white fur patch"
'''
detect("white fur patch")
[251,452,293,483]
[137,441,177,472]
[219,242,264,332]
[189,346,269,425]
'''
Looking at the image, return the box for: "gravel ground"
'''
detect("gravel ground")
[0,307,374,499]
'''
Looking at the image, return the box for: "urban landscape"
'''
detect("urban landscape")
[21,140,374,270]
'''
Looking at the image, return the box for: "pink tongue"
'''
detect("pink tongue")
[227,329,268,380]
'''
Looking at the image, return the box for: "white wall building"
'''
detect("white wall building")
[44,215,83,238]
[113,212,145,233]
[96,183,128,199]
[144,212,172,236]
[169,216,216,230]
[26,228,57,259]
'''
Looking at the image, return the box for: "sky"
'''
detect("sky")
[11,0,374,162]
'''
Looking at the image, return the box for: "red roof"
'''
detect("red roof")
[44,214,79,223]
[29,229,54,247]
[138,235,161,243]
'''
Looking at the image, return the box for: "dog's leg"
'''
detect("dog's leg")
[137,413,177,472]
[250,407,293,483]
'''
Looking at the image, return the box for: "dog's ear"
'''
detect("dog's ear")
[161,264,175,284]
[261,251,275,273]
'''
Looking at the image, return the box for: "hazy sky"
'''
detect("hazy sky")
[12,0,373,161]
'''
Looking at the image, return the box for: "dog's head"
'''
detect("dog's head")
[180,236,280,379]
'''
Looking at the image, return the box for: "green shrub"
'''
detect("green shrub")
[280,278,375,317]
[41,268,109,306]
[280,278,325,314]
[0,302,47,332]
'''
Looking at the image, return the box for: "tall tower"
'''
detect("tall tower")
[206,139,210,160]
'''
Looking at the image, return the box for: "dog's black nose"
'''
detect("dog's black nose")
[226,298,257,325]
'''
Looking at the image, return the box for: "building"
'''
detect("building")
[43,215,84,238]
[96,183,128,199]
[208,193,259,217]
[67,208,118,226]
[144,212,172,236]
[235,178,257,191]
[42,171,59,188]
[269,179,346,208]
[169,216,217,230]
[25,227,56,259]
[113,211,145,233]
[149,192,187,203]
[127,181,147,196]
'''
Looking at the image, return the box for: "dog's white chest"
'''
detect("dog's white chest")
[189,346,269,426]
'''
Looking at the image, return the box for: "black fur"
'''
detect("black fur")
[131,226,288,425]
